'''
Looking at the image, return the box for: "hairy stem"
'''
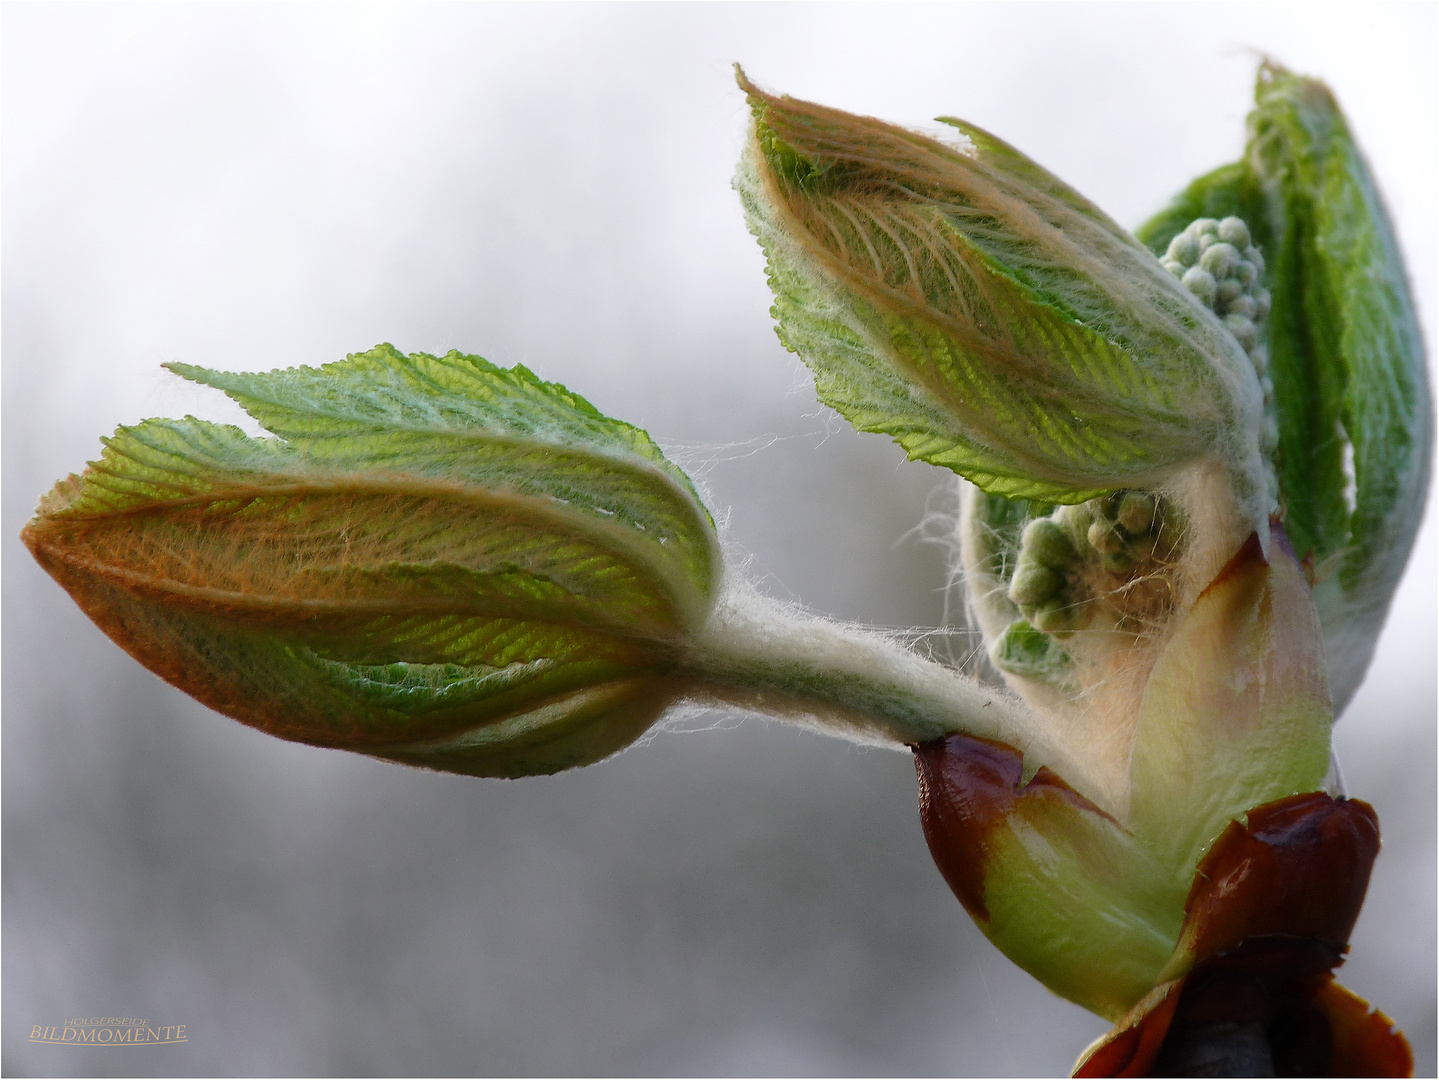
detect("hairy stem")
[684,586,1049,757]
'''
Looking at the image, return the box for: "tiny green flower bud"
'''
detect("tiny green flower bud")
[1217,216,1251,248]
[1009,560,1065,606]
[1165,233,1199,266]
[1096,491,1125,519]
[1224,312,1258,351]
[1226,293,1257,320]
[1022,517,1078,568]
[1261,414,1280,454]
[1087,519,1125,555]
[1216,276,1245,306]
[1180,266,1218,305]
[1053,502,1095,548]
[988,619,1076,683]
[1199,241,1240,278]
[1100,550,1136,573]
[1032,596,1081,634]
[1116,492,1157,535]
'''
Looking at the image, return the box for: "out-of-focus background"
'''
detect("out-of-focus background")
[4,5,1434,1076]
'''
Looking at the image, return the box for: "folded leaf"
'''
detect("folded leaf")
[23,348,721,777]
[1136,63,1432,712]
[735,69,1267,517]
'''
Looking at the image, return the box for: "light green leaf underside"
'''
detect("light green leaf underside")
[378,679,673,778]
[933,116,1148,261]
[36,562,667,766]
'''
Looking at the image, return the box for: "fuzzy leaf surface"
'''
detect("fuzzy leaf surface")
[737,71,1261,505]
[1246,65,1430,596]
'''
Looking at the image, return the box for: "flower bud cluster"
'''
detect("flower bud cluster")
[1005,491,1182,642]
[1162,217,1278,494]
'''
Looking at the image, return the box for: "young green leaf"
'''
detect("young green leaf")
[1248,63,1432,712]
[22,347,720,777]
[734,68,1268,528]
[1135,63,1432,712]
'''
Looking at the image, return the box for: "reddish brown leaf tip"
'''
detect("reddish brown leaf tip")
[1181,792,1379,963]
[1316,979,1414,1077]
[914,735,1022,922]
[914,734,1112,922]
[1072,985,1183,1078]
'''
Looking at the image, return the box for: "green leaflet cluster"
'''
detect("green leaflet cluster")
[23,345,721,777]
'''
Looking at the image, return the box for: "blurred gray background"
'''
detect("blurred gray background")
[4,4,1434,1076]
